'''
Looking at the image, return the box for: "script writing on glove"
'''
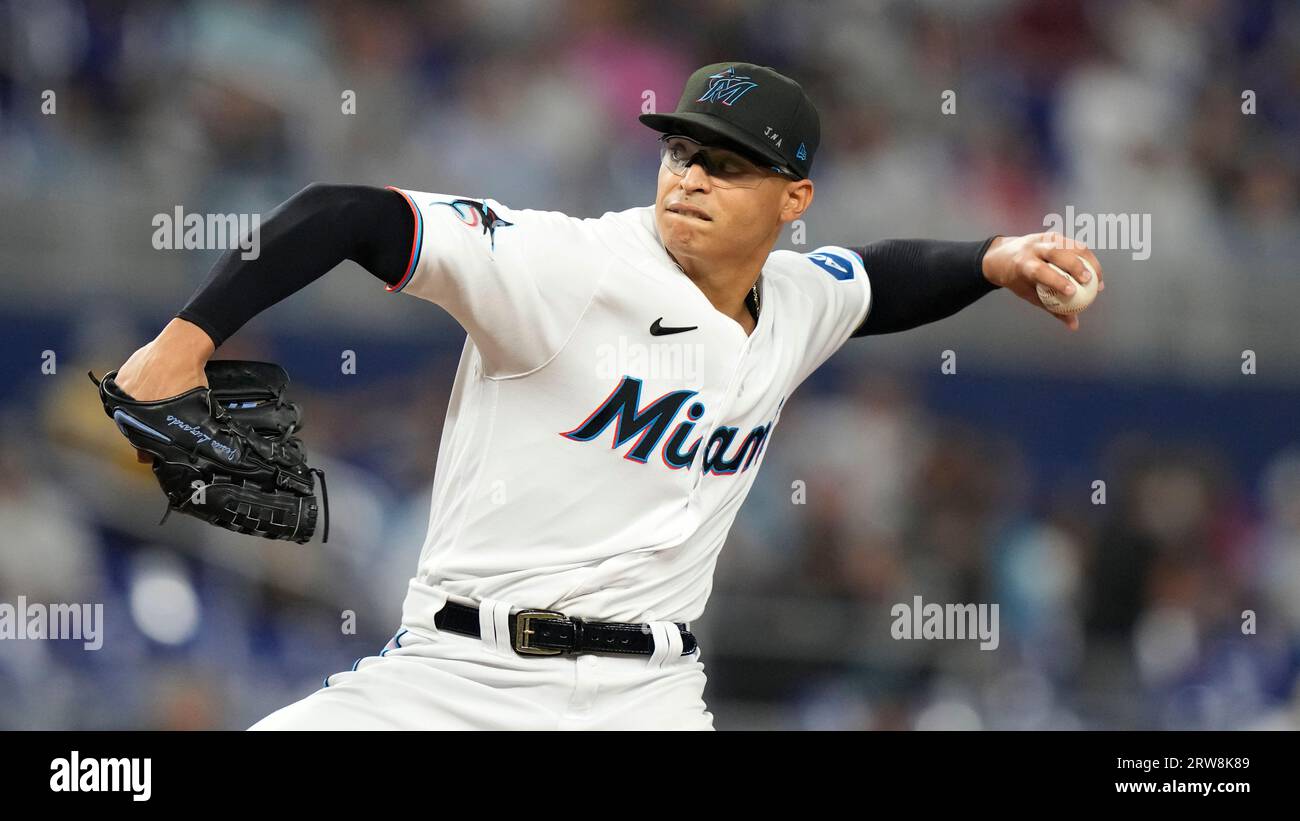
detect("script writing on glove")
[89,360,328,544]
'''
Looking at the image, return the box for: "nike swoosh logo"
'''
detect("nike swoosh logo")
[650,318,698,336]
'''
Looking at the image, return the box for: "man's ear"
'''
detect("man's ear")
[781,180,813,222]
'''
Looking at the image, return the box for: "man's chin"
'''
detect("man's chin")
[660,217,711,251]
[661,233,703,260]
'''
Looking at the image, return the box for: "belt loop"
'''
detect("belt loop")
[478,598,514,656]
[571,616,586,650]
[647,621,684,669]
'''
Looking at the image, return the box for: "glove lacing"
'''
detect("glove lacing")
[266,388,328,542]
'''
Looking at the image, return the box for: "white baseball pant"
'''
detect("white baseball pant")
[249,597,714,730]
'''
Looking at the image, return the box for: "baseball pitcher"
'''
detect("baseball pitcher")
[100,62,1103,730]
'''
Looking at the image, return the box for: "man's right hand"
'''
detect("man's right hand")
[114,317,216,400]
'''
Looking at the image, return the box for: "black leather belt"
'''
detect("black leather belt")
[433,601,698,658]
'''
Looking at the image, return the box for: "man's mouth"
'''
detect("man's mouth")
[667,203,712,221]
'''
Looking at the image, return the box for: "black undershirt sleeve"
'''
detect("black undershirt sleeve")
[849,236,1000,337]
[175,183,415,348]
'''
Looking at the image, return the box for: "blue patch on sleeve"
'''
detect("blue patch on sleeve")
[805,250,855,281]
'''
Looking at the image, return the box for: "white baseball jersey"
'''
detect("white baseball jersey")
[386,187,871,629]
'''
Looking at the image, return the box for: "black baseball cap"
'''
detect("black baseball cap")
[640,61,820,180]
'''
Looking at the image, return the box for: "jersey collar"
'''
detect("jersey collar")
[623,205,773,341]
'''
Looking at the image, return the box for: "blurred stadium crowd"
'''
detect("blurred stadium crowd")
[1,0,1298,729]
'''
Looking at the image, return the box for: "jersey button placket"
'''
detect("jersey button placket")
[690,345,752,491]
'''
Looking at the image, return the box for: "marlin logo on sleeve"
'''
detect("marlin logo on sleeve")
[561,375,776,475]
[435,197,514,250]
[696,66,758,106]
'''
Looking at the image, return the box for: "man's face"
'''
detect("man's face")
[653,136,813,267]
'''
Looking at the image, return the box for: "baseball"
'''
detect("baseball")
[1036,256,1098,315]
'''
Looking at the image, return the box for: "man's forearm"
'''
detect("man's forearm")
[849,237,1000,337]
[176,183,414,347]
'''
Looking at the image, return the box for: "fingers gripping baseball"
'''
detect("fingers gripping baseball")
[1025,256,1077,297]
[982,233,1104,331]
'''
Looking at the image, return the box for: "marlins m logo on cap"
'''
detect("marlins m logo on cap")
[696,67,758,106]
[640,61,821,179]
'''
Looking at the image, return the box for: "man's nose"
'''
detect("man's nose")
[679,160,712,190]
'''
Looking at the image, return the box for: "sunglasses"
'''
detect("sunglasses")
[658,134,800,189]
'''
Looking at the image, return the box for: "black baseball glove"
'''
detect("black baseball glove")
[89,360,328,543]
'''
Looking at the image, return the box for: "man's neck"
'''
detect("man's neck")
[667,250,762,333]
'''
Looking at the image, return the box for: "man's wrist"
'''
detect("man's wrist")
[159,316,217,362]
[979,235,1005,285]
